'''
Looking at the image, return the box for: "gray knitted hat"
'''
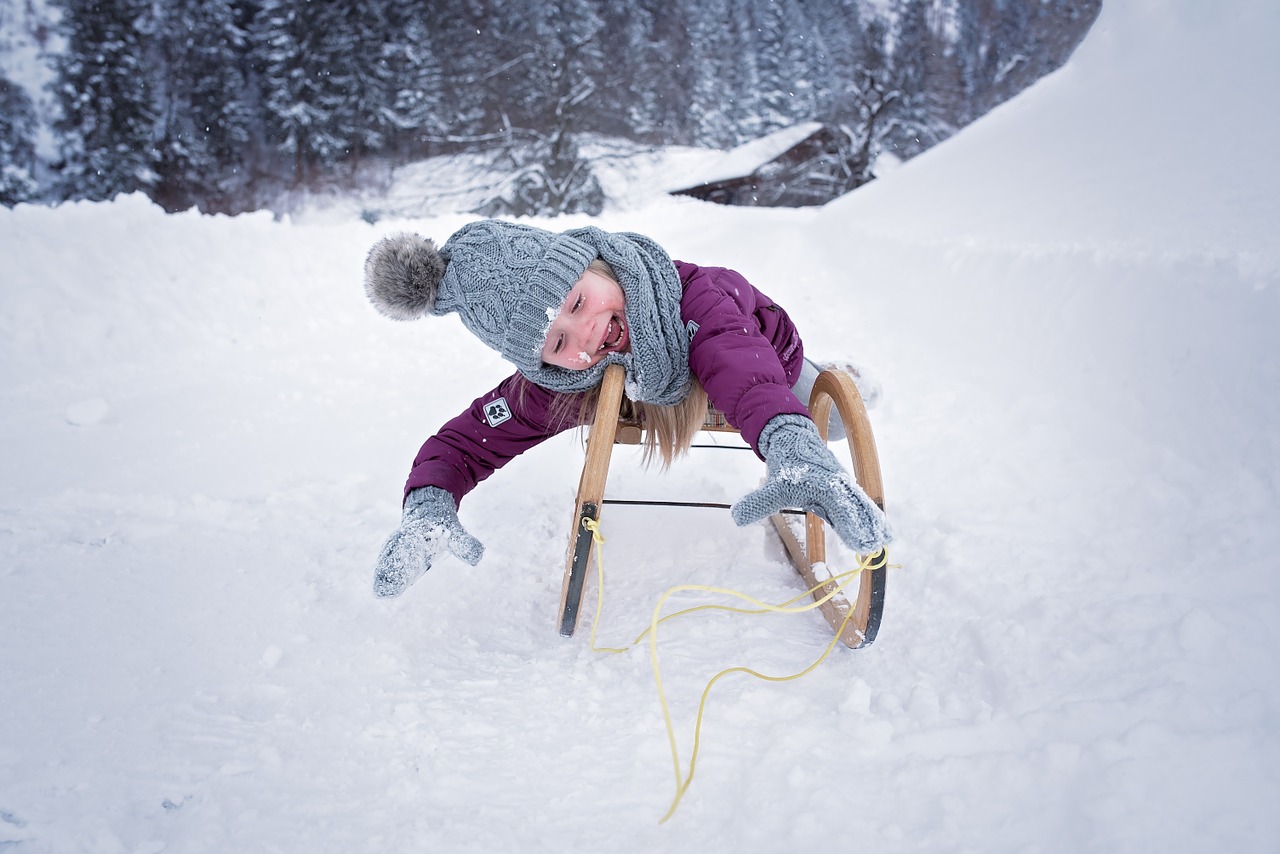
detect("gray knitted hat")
[363,219,691,404]
[364,220,593,373]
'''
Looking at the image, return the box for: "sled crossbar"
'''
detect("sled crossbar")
[602,499,805,514]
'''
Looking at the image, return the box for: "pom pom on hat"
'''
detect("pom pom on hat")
[363,232,446,321]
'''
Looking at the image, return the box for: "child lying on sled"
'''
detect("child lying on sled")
[362,219,890,597]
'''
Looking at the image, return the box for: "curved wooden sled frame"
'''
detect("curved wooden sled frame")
[558,364,887,648]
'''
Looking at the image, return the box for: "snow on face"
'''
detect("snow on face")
[539,304,561,345]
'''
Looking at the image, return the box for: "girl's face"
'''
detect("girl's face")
[541,268,629,370]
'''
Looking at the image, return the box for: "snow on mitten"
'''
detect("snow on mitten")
[731,414,891,554]
[372,486,485,598]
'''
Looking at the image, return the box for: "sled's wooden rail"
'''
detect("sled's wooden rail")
[559,364,887,648]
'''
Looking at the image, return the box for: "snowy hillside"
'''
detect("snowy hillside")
[2,2,1279,852]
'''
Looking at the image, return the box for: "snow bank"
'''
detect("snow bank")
[1,2,1278,852]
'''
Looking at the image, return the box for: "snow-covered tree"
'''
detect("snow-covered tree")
[52,0,160,201]
[312,1,395,170]
[251,0,395,185]
[380,5,448,160]
[0,76,39,204]
[150,0,256,212]
[881,0,962,156]
[752,0,823,134]
[685,0,743,147]
[612,0,699,144]
[29,0,1101,213]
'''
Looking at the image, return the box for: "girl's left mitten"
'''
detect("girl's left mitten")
[372,486,485,598]
[731,414,891,554]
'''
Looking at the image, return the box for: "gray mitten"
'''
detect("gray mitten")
[731,414,891,554]
[372,486,485,598]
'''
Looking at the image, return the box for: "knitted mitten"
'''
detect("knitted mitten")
[372,486,485,598]
[731,414,891,554]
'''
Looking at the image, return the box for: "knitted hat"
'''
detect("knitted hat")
[363,219,691,403]
[363,220,595,376]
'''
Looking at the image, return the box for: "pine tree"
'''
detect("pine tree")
[592,0,664,141]
[622,0,697,144]
[151,0,256,212]
[686,0,740,147]
[886,0,958,156]
[380,5,448,160]
[253,0,400,187]
[752,0,822,134]
[812,0,870,121]
[0,76,39,205]
[32,0,1100,213]
[312,0,394,171]
[252,0,332,185]
[52,0,160,201]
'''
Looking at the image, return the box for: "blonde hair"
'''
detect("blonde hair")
[628,378,709,467]
[536,259,709,468]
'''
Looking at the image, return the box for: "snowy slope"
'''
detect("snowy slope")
[3,2,1279,852]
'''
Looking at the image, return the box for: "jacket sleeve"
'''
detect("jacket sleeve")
[678,264,811,455]
[404,372,585,506]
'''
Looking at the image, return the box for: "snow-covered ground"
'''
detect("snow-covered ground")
[3,2,1279,851]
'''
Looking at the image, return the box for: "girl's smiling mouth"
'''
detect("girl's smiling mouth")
[599,315,627,353]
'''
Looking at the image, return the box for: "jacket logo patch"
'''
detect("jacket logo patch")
[484,397,513,428]
[686,320,700,341]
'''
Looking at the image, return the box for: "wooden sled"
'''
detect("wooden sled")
[559,363,887,648]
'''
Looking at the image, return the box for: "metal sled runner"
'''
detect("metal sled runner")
[558,364,888,648]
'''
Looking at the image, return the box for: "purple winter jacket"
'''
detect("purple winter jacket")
[404,261,812,505]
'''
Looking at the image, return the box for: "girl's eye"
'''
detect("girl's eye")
[553,334,565,355]
[571,295,583,313]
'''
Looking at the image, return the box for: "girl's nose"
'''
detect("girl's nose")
[571,319,592,352]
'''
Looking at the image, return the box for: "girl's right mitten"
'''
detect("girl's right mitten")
[372,486,485,598]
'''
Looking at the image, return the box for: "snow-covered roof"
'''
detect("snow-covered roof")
[685,121,825,185]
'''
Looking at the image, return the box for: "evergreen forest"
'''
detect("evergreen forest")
[0,0,1101,215]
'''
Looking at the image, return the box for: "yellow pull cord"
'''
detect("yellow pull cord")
[649,555,875,824]
[585,514,870,652]
[627,560,869,648]
[582,517,630,655]
[580,514,885,823]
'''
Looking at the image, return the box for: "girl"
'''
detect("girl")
[363,219,890,598]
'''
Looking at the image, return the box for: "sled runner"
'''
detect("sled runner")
[559,364,887,648]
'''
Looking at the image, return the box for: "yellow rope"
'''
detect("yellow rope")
[579,515,887,823]
[585,516,630,655]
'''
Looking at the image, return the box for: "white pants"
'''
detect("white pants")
[790,357,847,441]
